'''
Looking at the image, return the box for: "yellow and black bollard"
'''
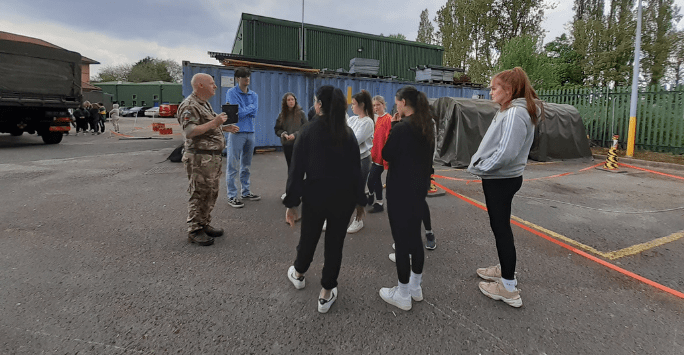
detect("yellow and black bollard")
[597,135,625,173]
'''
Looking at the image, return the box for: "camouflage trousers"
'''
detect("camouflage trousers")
[184,153,223,233]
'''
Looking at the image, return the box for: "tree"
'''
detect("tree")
[92,64,131,82]
[641,0,682,86]
[91,57,182,83]
[497,35,558,89]
[544,33,585,86]
[387,33,407,40]
[435,0,550,84]
[668,30,684,86]
[417,9,435,44]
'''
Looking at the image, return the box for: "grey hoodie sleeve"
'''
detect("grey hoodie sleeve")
[469,107,530,175]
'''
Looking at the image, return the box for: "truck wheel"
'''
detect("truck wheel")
[41,131,63,144]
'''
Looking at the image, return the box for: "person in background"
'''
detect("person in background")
[88,102,100,135]
[283,85,366,314]
[367,95,391,213]
[110,104,121,133]
[345,90,374,234]
[274,92,308,176]
[98,103,106,133]
[74,104,88,136]
[468,67,543,308]
[224,68,260,208]
[379,86,435,311]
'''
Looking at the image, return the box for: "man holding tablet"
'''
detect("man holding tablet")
[224,68,260,208]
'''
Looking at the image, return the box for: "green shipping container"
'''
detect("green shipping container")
[232,13,444,81]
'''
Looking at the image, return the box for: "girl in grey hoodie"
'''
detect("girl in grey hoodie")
[467,67,543,308]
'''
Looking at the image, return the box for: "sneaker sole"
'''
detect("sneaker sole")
[187,236,214,246]
[425,244,436,250]
[478,283,522,308]
[228,203,244,208]
[242,197,261,201]
[379,290,412,311]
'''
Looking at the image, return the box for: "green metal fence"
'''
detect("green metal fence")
[538,86,684,154]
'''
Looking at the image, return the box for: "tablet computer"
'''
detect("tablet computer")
[222,104,239,125]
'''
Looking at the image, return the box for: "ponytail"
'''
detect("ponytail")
[315,86,348,145]
[353,90,374,122]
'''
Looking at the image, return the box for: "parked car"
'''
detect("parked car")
[145,107,160,118]
[123,106,150,117]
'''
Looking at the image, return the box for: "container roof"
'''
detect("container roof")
[239,13,443,51]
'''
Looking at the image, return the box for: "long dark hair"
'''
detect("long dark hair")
[280,92,301,120]
[395,86,434,144]
[352,90,374,122]
[315,86,348,145]
[492,67,544,125]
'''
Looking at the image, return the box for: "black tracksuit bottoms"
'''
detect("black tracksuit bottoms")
[283,144,294,170]
[293,195,356,290]
[387,196,425,284]
[481,176,523,280]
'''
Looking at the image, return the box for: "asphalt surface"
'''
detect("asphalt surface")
[1,121,683,354]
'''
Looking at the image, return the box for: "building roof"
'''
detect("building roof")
[0,31,100,65]
[82,81,102,91]
[0,30,63,49]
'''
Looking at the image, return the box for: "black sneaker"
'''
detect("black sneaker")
[241,193,261,201]
[188,230,214,246]
[425,231,436,250]
[369,202,384,213]
[227,197,244,208]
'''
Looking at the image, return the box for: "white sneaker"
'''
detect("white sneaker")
[410,286,423,301]
[388,253,411,263]
[322,220,326,232]
[317,287,338,313]
[392,243,395,250]
[347,218,363,234]
[379,286,411,311]
[287,266,305,289]
[281,193,286,201]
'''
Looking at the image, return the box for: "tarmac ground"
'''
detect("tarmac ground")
[1,119,683,354]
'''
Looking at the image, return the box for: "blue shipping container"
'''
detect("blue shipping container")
[182,61,489,148]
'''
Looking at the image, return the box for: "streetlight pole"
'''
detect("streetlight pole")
[627,0,643,157]
[300,0,305,62]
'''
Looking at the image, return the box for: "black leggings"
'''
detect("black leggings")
[481,176,523,280]
[294,196,356,290]
[422,200,431,231]
[388,197,425,284]
[283,144,294,170]
[367,163,384,201]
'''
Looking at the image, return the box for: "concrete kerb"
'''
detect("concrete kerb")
[593,154,684,172]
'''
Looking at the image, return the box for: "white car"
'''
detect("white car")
[144,107,160,118]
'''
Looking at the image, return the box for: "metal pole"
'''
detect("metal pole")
[627,0,642,157]
[300,0,304,61]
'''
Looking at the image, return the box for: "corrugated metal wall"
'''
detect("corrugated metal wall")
[182,61,489,148]
[235,14,444,81]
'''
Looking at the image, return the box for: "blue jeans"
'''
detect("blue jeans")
[225,132,255,198]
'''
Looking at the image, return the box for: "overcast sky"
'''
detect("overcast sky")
[1,0,682,78]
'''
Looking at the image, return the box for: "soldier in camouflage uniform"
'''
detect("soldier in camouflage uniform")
[178,73,239,246]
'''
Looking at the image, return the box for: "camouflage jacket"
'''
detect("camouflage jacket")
[177,93,225,151]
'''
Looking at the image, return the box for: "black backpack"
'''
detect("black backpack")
[168,144,184,162]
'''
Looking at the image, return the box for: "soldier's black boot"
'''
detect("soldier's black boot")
[203,225,224,238]
[188,230,214,246]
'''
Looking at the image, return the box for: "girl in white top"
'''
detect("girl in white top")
[346,90,374,234]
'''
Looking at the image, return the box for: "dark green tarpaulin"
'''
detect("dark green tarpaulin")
[431,97,592,168]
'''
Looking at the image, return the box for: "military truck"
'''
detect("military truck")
[0,39,81,144]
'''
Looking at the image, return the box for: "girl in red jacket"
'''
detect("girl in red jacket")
[366,95,392,212]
